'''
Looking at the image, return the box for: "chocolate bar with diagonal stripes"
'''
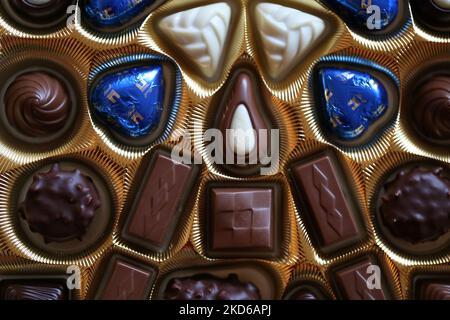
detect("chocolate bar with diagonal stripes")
[289,151,365,255]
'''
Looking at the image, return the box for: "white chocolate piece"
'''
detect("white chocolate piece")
[433,0,450,9]
[159,3,231,79]
[255,3,326,79]
[228,104,256,156]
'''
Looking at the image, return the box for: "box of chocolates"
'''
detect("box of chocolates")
[0,0,448,302]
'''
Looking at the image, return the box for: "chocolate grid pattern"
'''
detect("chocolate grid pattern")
[211,188,273,250]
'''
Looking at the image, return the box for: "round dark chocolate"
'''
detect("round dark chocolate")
[19,163,101,243]
[2,0,72,30]
[379,166,450,244]
[411,75,450,143]
[4,71,71,138]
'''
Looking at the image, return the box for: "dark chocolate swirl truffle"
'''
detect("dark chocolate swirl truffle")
[164,274,261,300]
[4,71,71,138]
[412,75,450,142]
[19,164,101,243]
[380,166,450,244]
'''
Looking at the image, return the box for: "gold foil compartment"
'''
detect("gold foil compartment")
[0,3,74,39]
[0,36,97,171]
[324,248,403,299]
[190,171,300,266]
[0,148,125,267]
[192,55,302,179]
[0,257,85,300]
[87,46,189,163]
[142,0,245,97]
[283,263,336,299]
[410,7,450,44]
[394,41,450,162]
[403,264,450,299]
[337,0,415,52]
[150,248,290,300]
[286,140,373,266]
[246,0,346,100]
[365,151,450,266]
[112,144,202,263]
[300,48,400,164]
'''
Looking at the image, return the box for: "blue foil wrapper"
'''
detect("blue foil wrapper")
[90,65,165,138]
[324,0,398,32]
[84,0,155,28]
[317,67,389,140]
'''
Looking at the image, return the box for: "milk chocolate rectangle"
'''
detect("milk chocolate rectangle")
[289,152,363,254]
[122,149,199,252]
[94,255,156,300]
[332,255,391,300]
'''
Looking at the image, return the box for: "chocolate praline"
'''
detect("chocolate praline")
[0,64,79,149]
[88,57,178,147]
[0,275,74,300]
[378,166,450,245]
[410,0,450,34]
[283,282,329,300]
[93,254,157,300]
[0,282,68,300]
[209,66,276,176]
[1,0,73,31]
[163,274,261,300]
[322,0,408,36]
[410,75,450,145]
[4,71,71,138]
[19,163,101,243]
[82,0,164,33]
[413,274,450,300]
[313,59,399,147]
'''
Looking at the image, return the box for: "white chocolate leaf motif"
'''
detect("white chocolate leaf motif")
[255,3,326,79]
[159,3,231,79]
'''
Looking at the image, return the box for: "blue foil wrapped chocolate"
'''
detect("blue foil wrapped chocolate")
[314,57,399,145]
[84,0,156,29]
[317,67,388,140]
[90,65,165,138]
[323,0,399,33]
